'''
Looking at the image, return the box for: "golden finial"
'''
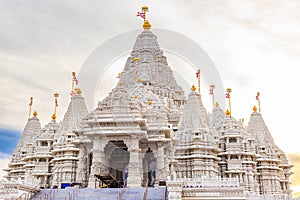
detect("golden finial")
[225,109,231,116]
[133,57,139,62]
[143,20,151,30]
[33,111,38,117]
[52,113,56,120]
[118,81,123,86]
[142,6,148,12]
[134,95,138,99]
[148,100,153,106]
[54,93,59,98]
[215,102,219,108]
[191,85,196,92]
[74,88,82,94]
[253,105,257,112]
[137,77,142,83]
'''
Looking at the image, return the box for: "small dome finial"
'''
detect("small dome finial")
[215,102,219,108]
[143,20,151,30]
[74,88,82,94]
[33,111,38,117]
[253,105,257,112]
[226,109,231,116]
[137,77,142,83]
[118,81,123,86]
[191,85,196,92]
[52,113,56,120]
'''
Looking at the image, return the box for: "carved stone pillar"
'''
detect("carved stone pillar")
[156,142,166,182]
[166,181,183,200]
[76,144,87,185]
[127,139,142,188]
[88,137,108,188]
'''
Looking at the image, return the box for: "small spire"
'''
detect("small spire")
[215,102,219,108]
[118,81,124,86]
[148,100,153,106]
[225,109,231,116]
[52,113,56,120]
[33,111,38,117]
[137,77,142,83]
[253,105,258,112]
[191,85,196,92]
[134,95,138,99]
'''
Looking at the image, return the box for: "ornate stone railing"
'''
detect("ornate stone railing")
[178,176,240,188]
[246,193,292,200]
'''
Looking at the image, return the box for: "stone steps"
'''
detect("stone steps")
[31,187,167,200]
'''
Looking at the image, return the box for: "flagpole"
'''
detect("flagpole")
[226,88,232,117]
[53,93,59,122]
[257,92,261,113]
[197,69,200,94]
[210,84,215,107]
[72,72,76,93]
[142,6,148,22]
[28,97,33,119]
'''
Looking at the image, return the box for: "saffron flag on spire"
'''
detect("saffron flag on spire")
[116,73,122,79]
[136,12,145,19]
[73,74,78,85]
[225,92,230,98]
[209,84,215,95]
[29,97,33,106]
[55,99,58,107]
[70,91,76,97]
[196,70,200,79]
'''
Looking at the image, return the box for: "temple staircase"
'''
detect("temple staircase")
[31,187,167,200]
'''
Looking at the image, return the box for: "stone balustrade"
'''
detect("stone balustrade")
[177,176,239,188]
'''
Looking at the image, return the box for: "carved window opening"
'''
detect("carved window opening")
[229,137,237,143]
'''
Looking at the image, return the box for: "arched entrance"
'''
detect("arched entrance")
[104,140,129,186]
[143,147,156,187]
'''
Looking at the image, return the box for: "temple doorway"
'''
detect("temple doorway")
[142,147,156,187]
[104,140,129,186]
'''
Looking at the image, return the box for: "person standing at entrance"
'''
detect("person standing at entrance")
[123,164,128,187]
[149,160,156,187]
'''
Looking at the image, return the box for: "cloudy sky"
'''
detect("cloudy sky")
[0,0,300,196]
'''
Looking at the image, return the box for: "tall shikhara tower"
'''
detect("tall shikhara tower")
[3,5,293,200]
